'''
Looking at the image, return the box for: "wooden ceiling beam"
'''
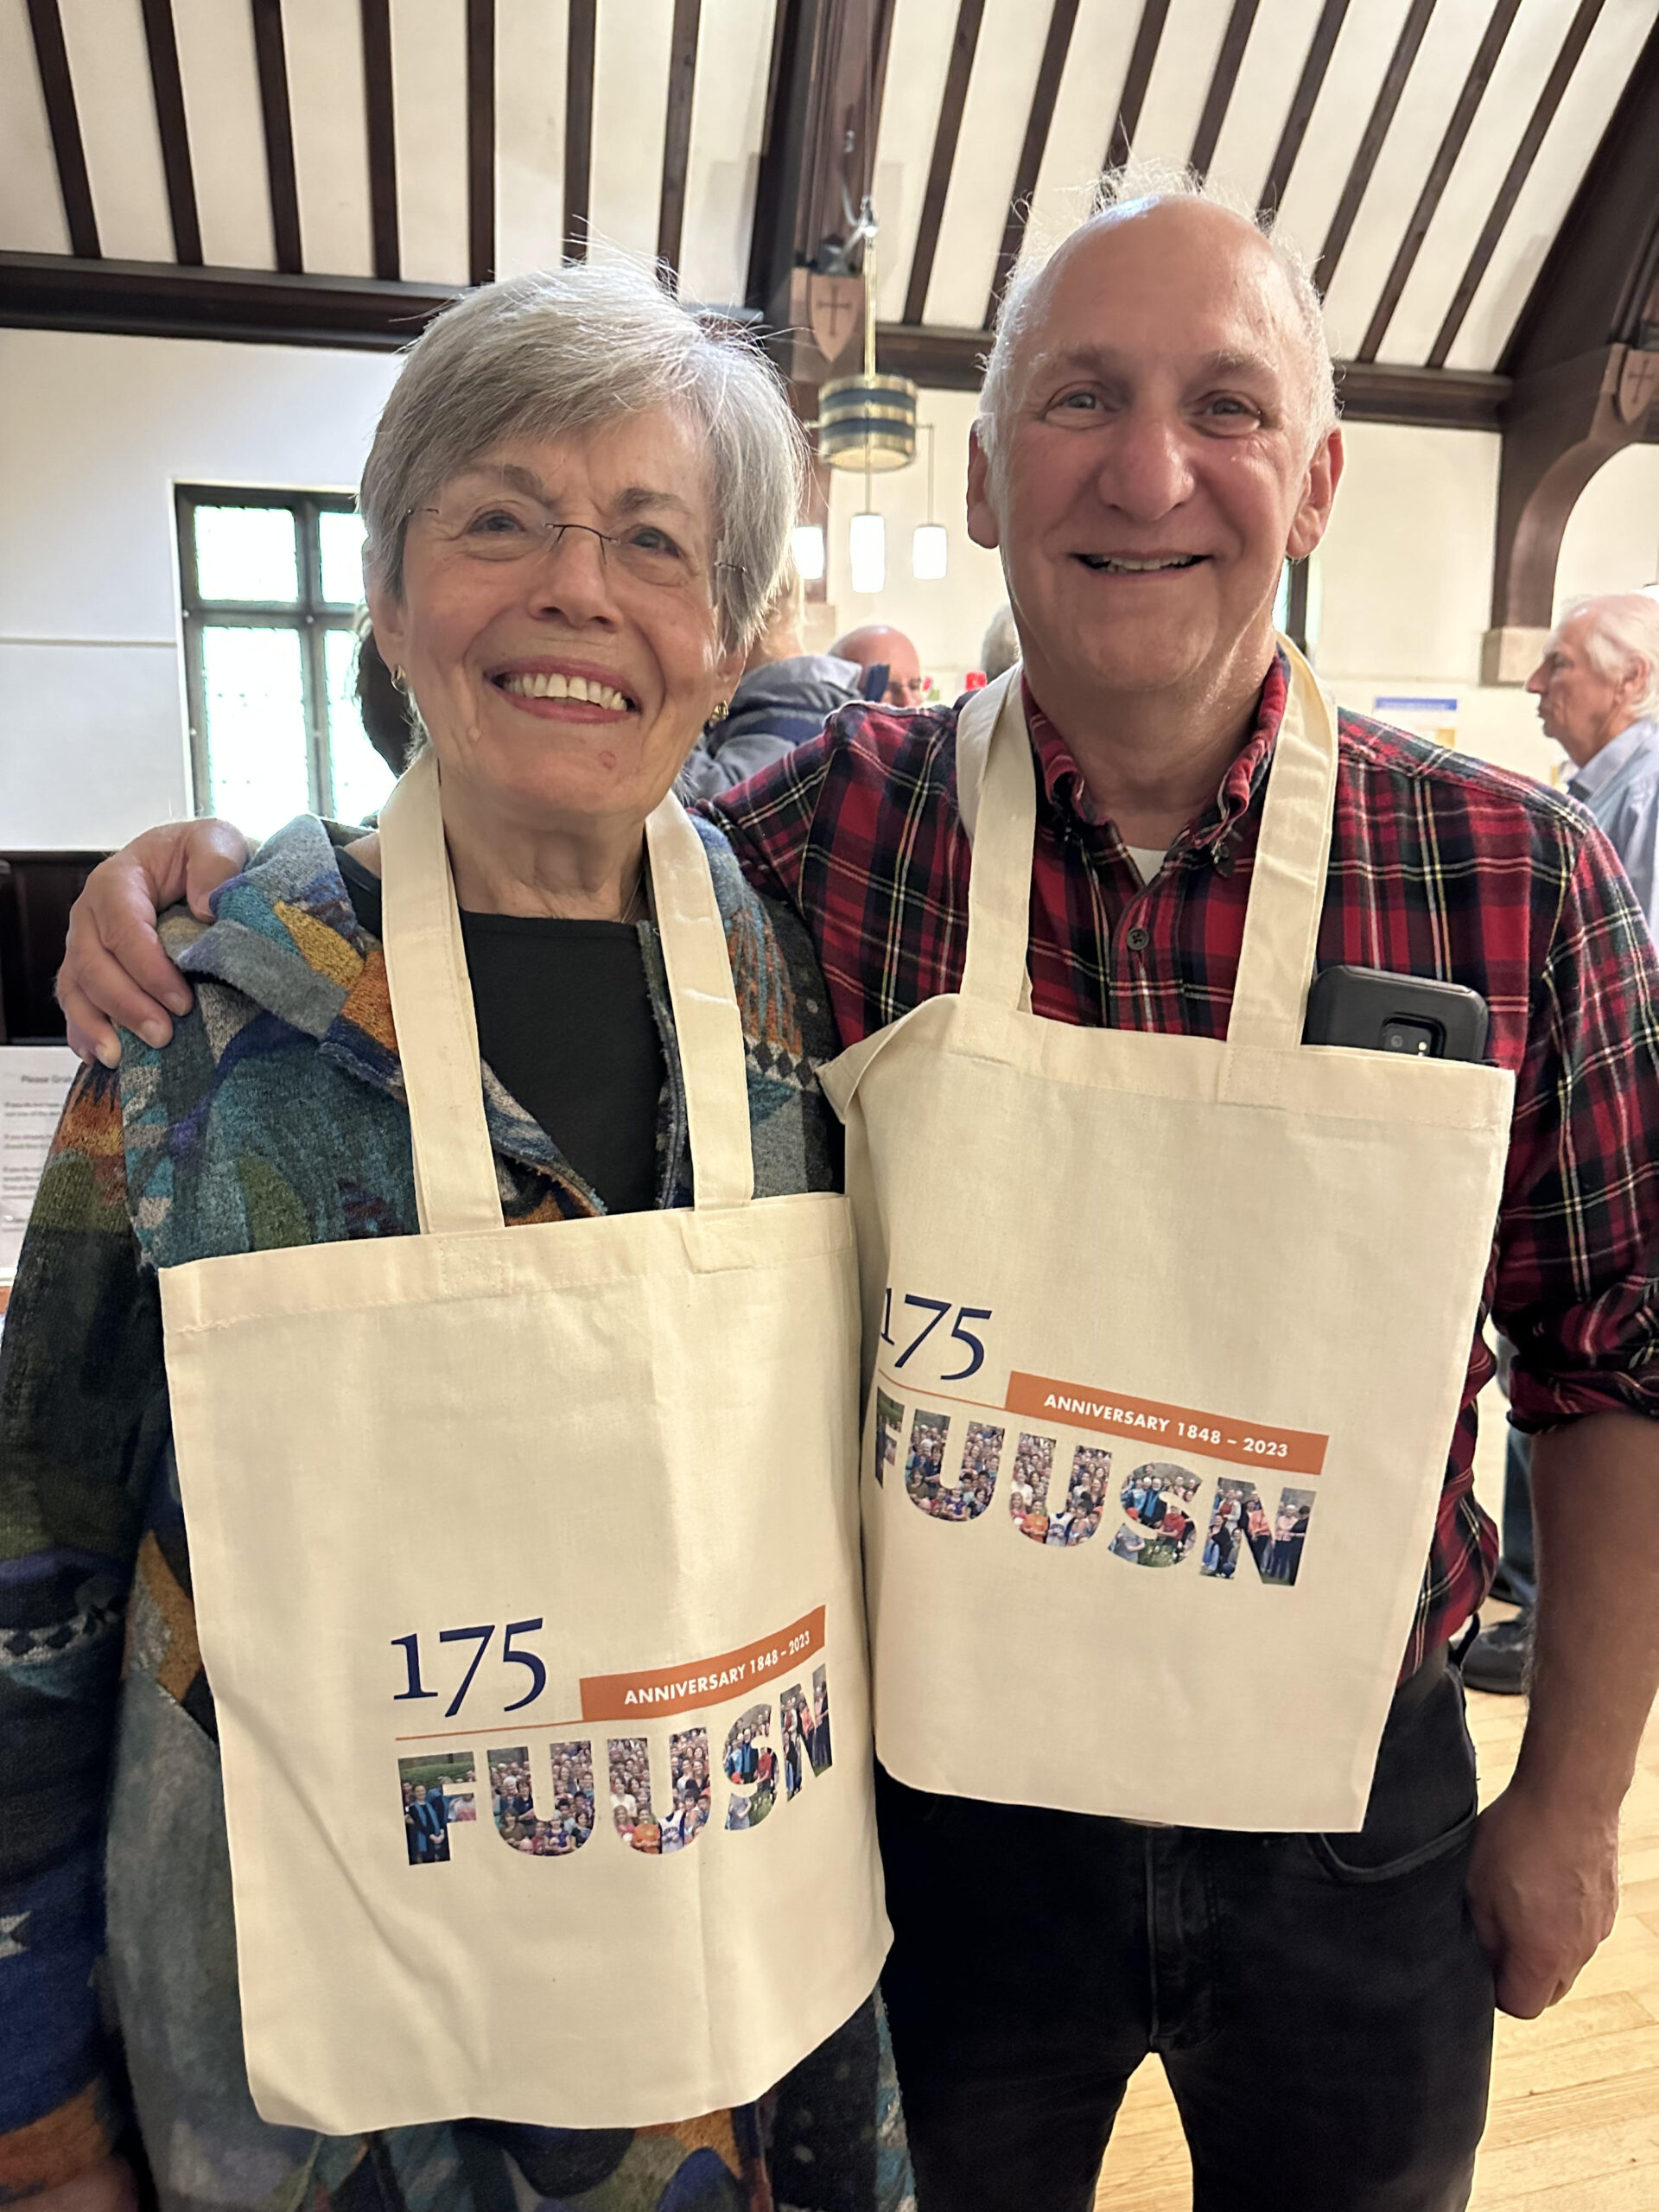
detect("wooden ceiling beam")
[985,0,1080,328]
[24,0,99,261]
[564,0,596,263]
[1256,0,1349,217]
[1499,10,1659,381]
[1315,0,1436,291]
[466,0,494,285]
[12,251,1645,455]
[139,0,201,267]
[250,0,302,275]
[1107,0,1169,171]
[359,0,399,282]
[1427,0,1604,369]
[904,0,985,327]
[657,0,702,289]
[1357,0,1522,363]
[1189,0,1259,182]
[1480,13,1659,651]
[745,0,823,313]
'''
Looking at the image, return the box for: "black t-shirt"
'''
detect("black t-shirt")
[339,849,664,1215]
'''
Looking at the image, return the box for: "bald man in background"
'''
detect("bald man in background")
[831,624,926,709]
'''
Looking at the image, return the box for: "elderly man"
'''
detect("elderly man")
[54,175,1659,2212]
[1464,593,1659,1695]
[1530,593,1659,925]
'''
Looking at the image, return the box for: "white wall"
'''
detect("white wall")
[1313,419,1556,786]
[0,328,397,848]
[1555,444,1659,610]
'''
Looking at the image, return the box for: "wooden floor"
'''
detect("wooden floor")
[1091,1684,1659,2209]
[1092,1387,1659,2209]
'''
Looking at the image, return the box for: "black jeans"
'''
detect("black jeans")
[877,1666,1494,2212]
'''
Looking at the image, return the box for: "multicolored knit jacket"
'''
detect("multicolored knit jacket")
[0,813,910,2212]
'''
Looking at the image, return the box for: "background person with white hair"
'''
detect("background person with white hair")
[1529,593,1659,929]
[1464,591,1659,1696]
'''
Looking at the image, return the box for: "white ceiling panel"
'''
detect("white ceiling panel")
[0,0,70,254]
[1446,0,1659,370]
[923,0,1052,326]
[588,0,674,263]
[1128,0,1238,171]
[1272,0,1414,273]
[1024,0,1140,252]
[677,0,776,309]
[58,0,173,262]
[392,0,470,283]
[173,0,276,269]
[284,0,374,276]
[1316,0,1501,361]
[1205,0,1330,209]
[870,0,962,322]
[496,0,569,279]
[1376,0,1575,367]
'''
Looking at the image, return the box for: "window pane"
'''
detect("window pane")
[194,505,300,602]
[318,510,367,607]
[201,626,311,840]
[325,626,399,824]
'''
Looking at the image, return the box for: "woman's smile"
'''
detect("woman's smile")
[488,656,639,721]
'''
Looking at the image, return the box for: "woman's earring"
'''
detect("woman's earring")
[710,698,729,722]
[391,667,410,696]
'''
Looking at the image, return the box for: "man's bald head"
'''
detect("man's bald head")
[831,624,925,709]
[978,169,1337,483]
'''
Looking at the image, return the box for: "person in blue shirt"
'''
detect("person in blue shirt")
[1467,591,1659,1693]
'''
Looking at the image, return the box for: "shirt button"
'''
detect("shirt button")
[1126,925,1151,952]
[1213,845,1234,875]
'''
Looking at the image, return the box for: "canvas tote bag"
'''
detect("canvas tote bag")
[819,645,1513,1834]
[158,749,886,2133]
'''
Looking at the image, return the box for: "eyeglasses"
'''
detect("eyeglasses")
[409,493,741,598]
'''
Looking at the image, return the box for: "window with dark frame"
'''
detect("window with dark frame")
[176,487,397,840]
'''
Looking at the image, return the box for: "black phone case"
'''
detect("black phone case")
[1301,965,1490,1062]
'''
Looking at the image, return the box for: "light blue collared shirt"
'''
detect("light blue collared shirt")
[1568,715,1659,940]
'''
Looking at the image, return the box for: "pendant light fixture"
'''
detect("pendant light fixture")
[849,461,885,594]
[816,207,919,476]
[912,422,947,580]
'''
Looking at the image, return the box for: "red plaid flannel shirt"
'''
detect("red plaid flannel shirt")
[709,657,1659,1673]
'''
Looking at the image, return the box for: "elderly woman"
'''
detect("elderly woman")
[0,266,902,2212]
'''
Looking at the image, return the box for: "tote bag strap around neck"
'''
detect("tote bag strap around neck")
[377,753,753,1238]
[957,639,1340,1050]
[957,667,1039,1010]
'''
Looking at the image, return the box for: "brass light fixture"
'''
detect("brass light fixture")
[816,210,918,474]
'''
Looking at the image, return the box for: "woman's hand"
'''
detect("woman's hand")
[58,821,251,1065]
[17,2156,139,2212]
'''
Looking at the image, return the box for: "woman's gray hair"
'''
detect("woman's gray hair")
[976,159,1338,491]
[1559,593,1659,719]
[360,260,804,655]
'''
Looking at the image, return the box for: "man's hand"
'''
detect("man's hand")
[17,2155,139,2212]
[58,821,251,1065]
[1468,1408,1659,2017]
[1466,1776,1618,2016]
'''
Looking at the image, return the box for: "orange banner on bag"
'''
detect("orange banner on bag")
[1004,1371,1328,1478]
[579,1605,826,1722]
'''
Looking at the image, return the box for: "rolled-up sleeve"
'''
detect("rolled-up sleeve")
[1496,823,1659,1433]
